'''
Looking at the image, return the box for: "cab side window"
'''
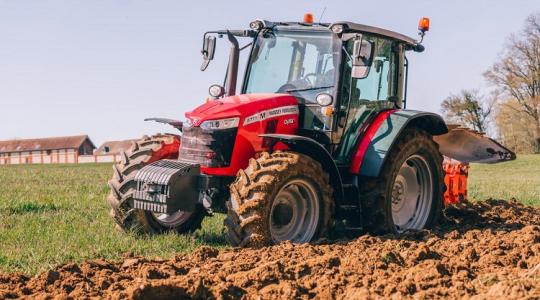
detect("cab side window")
[345,36,399,103]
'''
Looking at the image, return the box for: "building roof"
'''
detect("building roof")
[0,135,96,153]
[95,139,137,155]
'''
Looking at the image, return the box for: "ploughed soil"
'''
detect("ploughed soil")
[1,199,540,299]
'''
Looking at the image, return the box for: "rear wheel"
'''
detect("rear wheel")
[225,152,333,247]
[107,134,205,234]
[361,128,444,233]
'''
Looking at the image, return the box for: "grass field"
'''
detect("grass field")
[468,154,540,206]
[0,163,227,275]
[0,154,539,275]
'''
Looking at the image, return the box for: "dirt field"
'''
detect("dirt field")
[1,199,539,299]
[1,156,538,277]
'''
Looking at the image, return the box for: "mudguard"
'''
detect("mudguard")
[350,110,448,177]
[260,134,344,201]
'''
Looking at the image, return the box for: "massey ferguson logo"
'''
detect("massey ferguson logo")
[243,105,299,126]
[284,118,294,125]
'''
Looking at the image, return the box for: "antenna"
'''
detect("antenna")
[318,7,327,23]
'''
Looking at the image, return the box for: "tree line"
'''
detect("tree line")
[441,13,540,153]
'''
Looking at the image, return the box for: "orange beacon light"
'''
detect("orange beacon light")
[303,13,314,24]
[418,17,430,33]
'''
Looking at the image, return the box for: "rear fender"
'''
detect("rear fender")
[260,134,344,202]
[350,110,448,177]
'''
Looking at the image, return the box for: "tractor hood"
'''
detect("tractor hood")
[185,93,298,126]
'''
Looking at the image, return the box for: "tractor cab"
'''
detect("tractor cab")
[200,16,427,165]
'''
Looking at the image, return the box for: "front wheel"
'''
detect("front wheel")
[361,128,444,233]
[225,152,333,247]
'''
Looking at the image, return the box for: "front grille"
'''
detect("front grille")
[179,126,237,167]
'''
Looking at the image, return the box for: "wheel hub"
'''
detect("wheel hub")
[272,202,294,226]
[391,155,433,231]
[269,178,320,244]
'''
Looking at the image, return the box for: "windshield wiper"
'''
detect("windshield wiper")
[286,85,334,93]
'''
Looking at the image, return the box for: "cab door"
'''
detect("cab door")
[334,34,403,164]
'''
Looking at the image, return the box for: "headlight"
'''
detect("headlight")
[200,117,239,130]
[316,93,333,106]
[249,20,264,31]
[208,84,225,98]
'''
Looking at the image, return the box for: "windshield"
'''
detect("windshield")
[244,29,339,103]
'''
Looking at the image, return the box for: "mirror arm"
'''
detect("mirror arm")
[200,29,253,91]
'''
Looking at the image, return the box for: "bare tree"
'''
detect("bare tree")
[484,13,540,152]
[441,89,493,132]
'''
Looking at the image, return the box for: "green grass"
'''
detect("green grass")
[0,163,227,275]
[468,154,540,206]
[0,155,538,275]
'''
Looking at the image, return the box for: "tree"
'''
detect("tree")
[441,89,493,132]
[495,99,538,153]
[484,13,540,152]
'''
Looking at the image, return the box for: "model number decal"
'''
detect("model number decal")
[284,118,295,125]
[243,105,299,126]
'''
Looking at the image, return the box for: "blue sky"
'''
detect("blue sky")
[0,0,538,145]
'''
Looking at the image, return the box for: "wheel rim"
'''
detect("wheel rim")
[269,178,320,243]
[391,154,433,232]
[151,210,193,228]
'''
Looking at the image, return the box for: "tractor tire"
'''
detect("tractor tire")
[360,128,444,234]
[225,151,333,248]
[107,134,205,234]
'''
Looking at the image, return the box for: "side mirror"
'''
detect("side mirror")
[351,39,373,79]
[201,36,216,71]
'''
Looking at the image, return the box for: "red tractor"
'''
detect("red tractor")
[107,16,514,247]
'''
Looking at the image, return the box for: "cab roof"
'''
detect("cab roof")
[269,21,417,45]
[333,21,417,45]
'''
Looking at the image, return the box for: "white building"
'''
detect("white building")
[0,135,95,165]
[81,139,138,163]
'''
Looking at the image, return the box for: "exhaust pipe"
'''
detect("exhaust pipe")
[225,31,239,96]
